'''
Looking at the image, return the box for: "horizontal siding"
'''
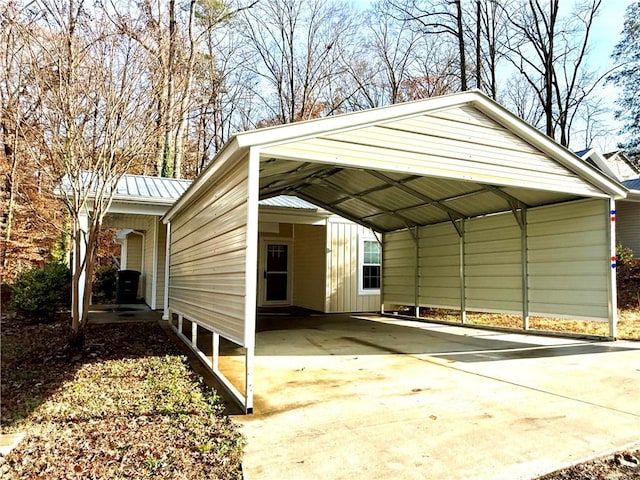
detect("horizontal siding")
[418,222,461,309]
[527,199,609,320]
[616,201,640,256]
[465,213,522,313]
[169,156,249,345]
[382,230,415,306]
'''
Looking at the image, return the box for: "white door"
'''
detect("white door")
[263,242,291,304]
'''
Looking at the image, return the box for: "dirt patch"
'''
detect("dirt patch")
[537,449,640,479]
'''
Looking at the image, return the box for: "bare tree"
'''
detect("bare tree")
[241,0,356,125]
[23,0,159,347]
[387,0,468,91]
[505,0,607,146]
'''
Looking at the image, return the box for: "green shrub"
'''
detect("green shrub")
[93,265,118,301]
[617,243,635,265]
[9,262,71,321]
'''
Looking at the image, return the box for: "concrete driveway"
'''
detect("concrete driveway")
[221,314,640,480]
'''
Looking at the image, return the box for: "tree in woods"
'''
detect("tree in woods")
[387,0,468,92]
[1,1,67,278]
[609,0,640,165]
[22,0,159,347]
[505,0,607,147]
[241,0,356,125]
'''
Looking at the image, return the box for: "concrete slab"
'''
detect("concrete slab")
[223,314,640,480]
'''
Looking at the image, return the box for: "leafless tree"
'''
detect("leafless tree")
[240,0,356,125]
[22,0,159,347]
[387,0,468,91]
[505,0,607,146]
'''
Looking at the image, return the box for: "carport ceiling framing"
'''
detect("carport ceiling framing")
[259,159,537,232]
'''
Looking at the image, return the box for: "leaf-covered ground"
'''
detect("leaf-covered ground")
[537,450,640,479]
[0,317,244,479]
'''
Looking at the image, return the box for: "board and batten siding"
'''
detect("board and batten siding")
[616,201,640,256]
[465,213,522,313]
[292,224,326,311]
[326,219,380,313]
[168,156,250,345]
[527,199,610,320]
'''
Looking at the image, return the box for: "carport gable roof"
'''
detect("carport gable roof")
[165,90,626,232]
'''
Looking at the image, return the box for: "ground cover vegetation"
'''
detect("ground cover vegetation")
[0,317,244,479]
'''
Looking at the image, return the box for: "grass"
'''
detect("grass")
[419,308,640,340]
[0,317,244,479]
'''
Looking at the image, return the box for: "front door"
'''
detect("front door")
[264,242,290,304]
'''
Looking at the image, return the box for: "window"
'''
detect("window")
[359,238,381,294]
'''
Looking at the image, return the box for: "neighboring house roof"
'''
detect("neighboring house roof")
[624,178,640,191]
[258,195,318,209]
[113,174,192,204]
[577,148,619,181]
[165,90,627,233]
[604,151,640,180]
[105,174,321,215]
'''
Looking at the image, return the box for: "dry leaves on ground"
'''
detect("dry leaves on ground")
[0,317,244,479]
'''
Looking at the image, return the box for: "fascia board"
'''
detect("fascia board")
[162,137,243,223]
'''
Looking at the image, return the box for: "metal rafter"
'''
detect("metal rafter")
[368,170,468,220]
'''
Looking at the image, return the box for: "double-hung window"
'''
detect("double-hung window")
[359,237,381,294]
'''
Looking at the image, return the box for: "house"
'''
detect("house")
[578,149,640,255]
[78,90,630,413]
[101,176,380,313]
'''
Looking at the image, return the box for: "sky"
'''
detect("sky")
[351,0,633,152]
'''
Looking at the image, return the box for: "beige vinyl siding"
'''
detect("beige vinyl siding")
[418,222,461,309]
[292,224,326,311]
[169,156,249,345]
[261,105,603,198]
[382,229,415,306]
[616,201,640,255]
[326,220,380,313]
[465,213,522,313]
[527,199,610,320]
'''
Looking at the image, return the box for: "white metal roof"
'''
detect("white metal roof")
[112,174,192,204]
[165,91,627,232]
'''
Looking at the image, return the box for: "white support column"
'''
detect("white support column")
[150,217,159,310]
[212,333,220,371]
[608,198,618,340]
[74,208,90,319]
[380,232,385,314]
[162,222,171,320]
[191,321,198,349]
[243,147,260,414]
[245,345,255,414]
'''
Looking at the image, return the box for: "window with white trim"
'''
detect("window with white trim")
[359,237,381,295]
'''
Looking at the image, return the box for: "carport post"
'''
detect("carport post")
[520,209,530,330]
[410,227,420,318]
[457,219,467,324]
[607,198,618,340]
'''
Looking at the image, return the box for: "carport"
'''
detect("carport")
[162,90,627,413]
